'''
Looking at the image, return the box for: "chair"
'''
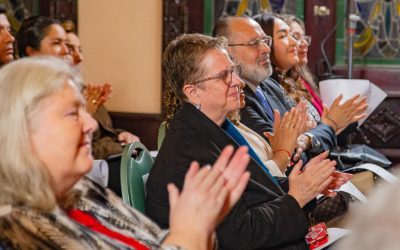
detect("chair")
[120,142,154,213]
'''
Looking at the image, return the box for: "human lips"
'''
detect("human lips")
[4,47,13,54]
[258,54,270,65]
[288,47,298,55]
[79,138,91,149]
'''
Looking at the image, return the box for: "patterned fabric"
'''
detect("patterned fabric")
[0,178,182,250]
[276,81,321,122]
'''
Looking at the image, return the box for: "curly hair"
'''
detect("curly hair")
[162,33,228,124]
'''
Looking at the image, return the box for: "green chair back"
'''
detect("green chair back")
[120,142,154,213]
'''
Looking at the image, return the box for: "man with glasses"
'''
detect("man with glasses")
[213,16,337,162]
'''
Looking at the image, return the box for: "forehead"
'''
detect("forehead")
[0,14,10,27]
[231,18,266,41]
[201,48,232,72]
[274,18,290,31]
[289,21,304,34]
[45,24,67,38]
[66,32,80,45]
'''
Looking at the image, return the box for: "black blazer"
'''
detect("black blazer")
[146,103,309,250]
[241,78,337,158]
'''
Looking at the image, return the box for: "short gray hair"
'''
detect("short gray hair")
[0,56,82,211]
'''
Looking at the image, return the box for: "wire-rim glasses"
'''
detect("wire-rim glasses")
[192,64,241,85]
[228,36,272,49]
[291,33,311,45]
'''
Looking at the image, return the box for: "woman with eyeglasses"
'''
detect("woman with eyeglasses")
[0,56,252,249]
[145,33,350,250]
[254,13,367,135]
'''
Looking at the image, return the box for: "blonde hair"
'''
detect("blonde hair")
[0,56,82,211]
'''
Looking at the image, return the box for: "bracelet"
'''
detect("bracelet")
[326,115,339,131]
[273,149,291,158]
[273,149,292,166]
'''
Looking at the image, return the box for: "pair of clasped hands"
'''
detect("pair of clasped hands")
[263,101,353,207]
[82,82,139,145]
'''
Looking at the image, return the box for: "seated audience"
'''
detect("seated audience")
[146,33,349,250]
[213,16,336,162]
[227,92,308,176]
[0,56,250,249]
[253,12,367,135]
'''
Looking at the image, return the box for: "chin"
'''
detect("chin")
[79,156,94,175]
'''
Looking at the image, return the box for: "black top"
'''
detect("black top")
[146,103,309,250]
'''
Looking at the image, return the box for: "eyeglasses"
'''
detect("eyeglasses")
[228,36,272,49]
[291,33,311,45]
[192,65,241,85]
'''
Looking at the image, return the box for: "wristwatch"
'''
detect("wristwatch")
[304,132,321,150]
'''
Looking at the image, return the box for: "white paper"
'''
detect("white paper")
[314,228,352,250]
[347,163,398,184]
[319,79,387,126]
[337,181,368,204]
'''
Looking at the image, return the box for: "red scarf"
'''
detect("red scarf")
[69,209,150,250]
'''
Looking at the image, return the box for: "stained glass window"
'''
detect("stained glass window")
[336,0,400,65]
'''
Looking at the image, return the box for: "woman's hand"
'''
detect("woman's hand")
[321,94,368,134]
[265,105,306,154]
[83,82,112,115]
[322,171,353,197]
[265,104,306,170]
[117,131,140,146]
[287,151,336,208]
[165,146,250,250]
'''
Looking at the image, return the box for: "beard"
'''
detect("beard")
[241,62,272,85]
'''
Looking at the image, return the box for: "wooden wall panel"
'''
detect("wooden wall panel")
[110,112,162,151]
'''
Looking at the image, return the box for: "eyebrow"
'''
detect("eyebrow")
[276,29,289,34]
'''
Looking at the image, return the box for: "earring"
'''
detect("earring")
[194,103,201,110]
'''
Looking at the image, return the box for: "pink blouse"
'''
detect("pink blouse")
[300,77,323,116]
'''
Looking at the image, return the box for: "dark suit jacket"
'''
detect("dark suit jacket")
[146,103,309,250]
[240,78,337,158]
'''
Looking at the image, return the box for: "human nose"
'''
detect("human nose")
[74,50,83,64]
[60,42,69,55]
[230,70,243,87]
[81,109,98,134]
[259,41,271,53]
[4,30,14,43]
[289,34,298,46]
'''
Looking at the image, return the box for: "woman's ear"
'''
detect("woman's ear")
[26,46,37,56]
[182,83,200,104]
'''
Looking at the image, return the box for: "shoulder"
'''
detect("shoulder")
[0,205,95,249]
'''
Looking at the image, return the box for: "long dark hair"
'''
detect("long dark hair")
[253,12,311,103]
